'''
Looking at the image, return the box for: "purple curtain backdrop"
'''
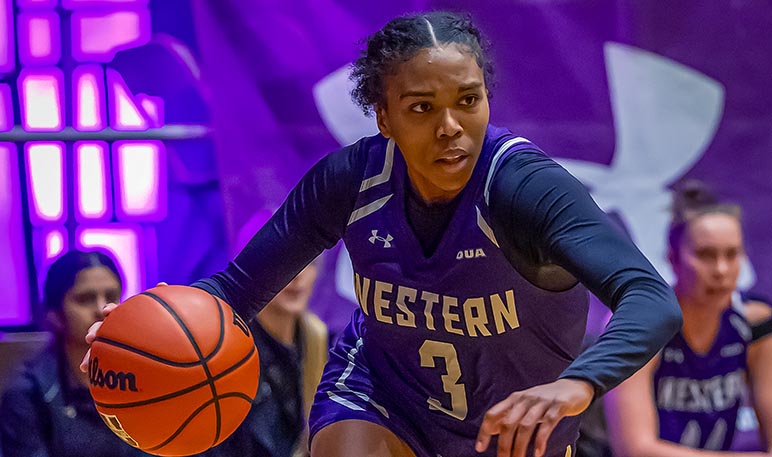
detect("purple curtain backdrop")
[191,0,772,336]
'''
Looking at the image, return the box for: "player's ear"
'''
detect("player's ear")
[375,106,391,138]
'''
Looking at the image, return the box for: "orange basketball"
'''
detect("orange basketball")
[88,285,259,456]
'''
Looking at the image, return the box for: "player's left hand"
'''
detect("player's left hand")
[475,378,594,457]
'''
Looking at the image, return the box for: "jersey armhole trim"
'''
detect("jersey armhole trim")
[484,136,530,206]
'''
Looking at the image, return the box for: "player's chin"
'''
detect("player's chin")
[704,286,733,297]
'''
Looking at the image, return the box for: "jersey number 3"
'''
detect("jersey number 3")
[419,340,468,420]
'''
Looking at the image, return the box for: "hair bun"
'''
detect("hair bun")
[671,179,718,221]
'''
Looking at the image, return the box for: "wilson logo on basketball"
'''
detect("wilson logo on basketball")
[89,358,139,392]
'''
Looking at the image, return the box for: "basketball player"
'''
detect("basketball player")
[1,250,153,457]
[604,182,772,456]
[84,11,682,457]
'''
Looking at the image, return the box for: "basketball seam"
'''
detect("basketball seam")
[142,291,224,447]
[205,295,227,360]
[93,336,205,367]
[92,345,257,409]
[145,392,255,452]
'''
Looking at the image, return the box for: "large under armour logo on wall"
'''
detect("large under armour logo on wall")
[314,42,755,302]
[555,43,752,287]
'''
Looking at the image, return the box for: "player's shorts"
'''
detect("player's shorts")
[308,308,433,456]
[308,309,576,457]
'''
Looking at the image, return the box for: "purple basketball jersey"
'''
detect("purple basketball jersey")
[654,307,751,450]
[331,126,589,457]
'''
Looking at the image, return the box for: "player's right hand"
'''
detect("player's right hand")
[79,282,169,373]
[475,378,594,457]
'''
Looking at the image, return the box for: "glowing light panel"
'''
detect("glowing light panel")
[44,227,67,260]
[107,68,149,130]
[71,8,151,62]
[75,142,111,221]
[0,144,32,326]
[113,141,167,220]
[0,0,14,73]
[19,12,61,66]
[77,225,144,300]
[19,69,65,131]
[136,93,163,127]
[73,64,106,131]
[63,0,148,8]
[0,84,11,131]
[17,0,58,7]
[25,142,66,225]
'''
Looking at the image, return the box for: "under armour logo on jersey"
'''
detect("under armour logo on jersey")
[456,248,486,259]
[369,230,393,248]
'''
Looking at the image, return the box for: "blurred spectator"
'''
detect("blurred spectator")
[0,250,154,457]
[203,260,328,457]
[604,181,772,456]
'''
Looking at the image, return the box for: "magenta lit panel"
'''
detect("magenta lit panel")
[18,12,61,66]
[31,226,68,302]
[43,226,67,260]
[75,141,112,221]
[106,68,149,130]
[0,84,12,131]
[25,142,67,226]
[71,7,151,63]
[135,93,163,127]
[0,143,32,326]
[112,141,167,221]
[0,0,14,74]
[73,64,106,131]
[16,0,58,7]
[18,68,65,131]
[76,225,144,300]
[63,0,147,7]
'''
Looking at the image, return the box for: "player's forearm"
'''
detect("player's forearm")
[560,275,681,396]
[749,336,772,452]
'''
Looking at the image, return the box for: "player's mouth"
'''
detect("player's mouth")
[435,149,470,172]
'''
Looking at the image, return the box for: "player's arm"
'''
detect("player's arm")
[604,355,660,457]
[477,148,681,456]
[489,149,682,397]
[746,301,772,452]
[193,141,367,319]
[0,380,50,457]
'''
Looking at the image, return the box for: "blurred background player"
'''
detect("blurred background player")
[0,250,154,457]
[604,181,772,456]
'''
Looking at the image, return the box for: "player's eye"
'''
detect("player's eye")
[459,94,479,106]
[74,292,97,306]
[410,102,431,113]
[695,249,717,261]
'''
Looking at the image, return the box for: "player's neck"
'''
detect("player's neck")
[677,290,731,316]
[677,294,730,354]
